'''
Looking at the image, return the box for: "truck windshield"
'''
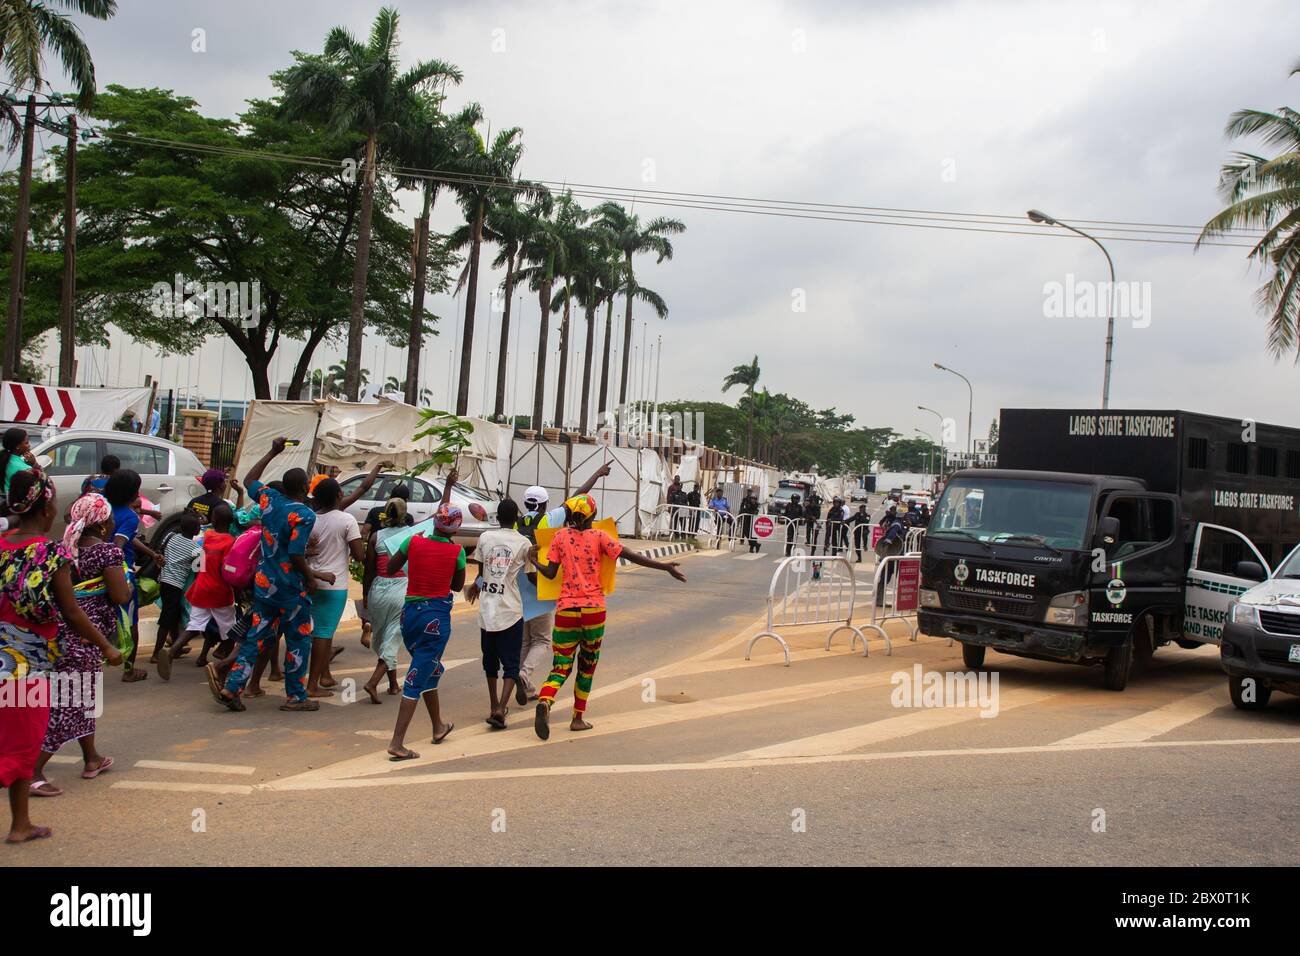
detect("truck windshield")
[931,477,1093,550]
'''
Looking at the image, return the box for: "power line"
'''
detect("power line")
[91,127,1263,248]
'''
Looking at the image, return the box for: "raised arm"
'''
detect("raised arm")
[620,548,687,582]
[340,459,389,512]
[574,462,612,497]
[245,437,287,487]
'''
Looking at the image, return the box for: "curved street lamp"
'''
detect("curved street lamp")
[1027,209,1117,409]
[917,404,947,473]
[932,363,973,454]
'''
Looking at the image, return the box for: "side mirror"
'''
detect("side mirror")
[1234,561,1266,582]
[1095,516,1120,548]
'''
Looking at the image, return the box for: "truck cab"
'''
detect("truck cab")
[917,468,1260,690]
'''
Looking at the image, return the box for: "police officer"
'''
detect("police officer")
[803,492,822,551]
[825,496,848,556]
[849,504,872,562]
[738,487,760,553]
[784,493,804,556]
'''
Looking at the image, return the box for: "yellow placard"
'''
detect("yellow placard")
[533,519,620,601]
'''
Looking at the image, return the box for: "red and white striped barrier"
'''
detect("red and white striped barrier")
[1,382,152,432]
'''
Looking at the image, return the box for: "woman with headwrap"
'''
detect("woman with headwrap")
[360,495,410,704]
[29,493,131,796]
[0,472,121,842]
[383,469,464,759]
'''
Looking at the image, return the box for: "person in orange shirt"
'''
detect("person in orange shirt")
[530,494,686,739]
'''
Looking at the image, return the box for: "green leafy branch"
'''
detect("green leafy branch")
[406,408,474,480]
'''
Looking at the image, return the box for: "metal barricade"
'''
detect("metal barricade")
[776,517,871,560]
[648,503,734,549]
[746,554,870,665]
[904,527,926,555]
[860,553,920,644]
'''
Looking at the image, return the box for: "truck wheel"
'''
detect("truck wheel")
[1174,639,1202,650]
[1102,641,1132,691]
[961,643,986,669]
[1134,619,1156,665]
[1227,674,1271,711]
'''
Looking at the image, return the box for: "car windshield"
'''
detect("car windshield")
[930,477,1093,550]
[1274,545,1300,579]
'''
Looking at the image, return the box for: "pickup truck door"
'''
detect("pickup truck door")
[1183,523,1270,645]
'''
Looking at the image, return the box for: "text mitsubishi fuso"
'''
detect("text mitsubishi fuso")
[917,409,1300,691]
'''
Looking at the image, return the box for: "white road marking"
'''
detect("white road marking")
[266,670,903,789]
[719,686,1059,760]
[734,552,769,561]
[1051,686,1226,746]
[133,759,256,776]
[111,780,254,795]
[255,736,1300,791]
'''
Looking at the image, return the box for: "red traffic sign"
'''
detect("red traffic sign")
[754,515,774,538]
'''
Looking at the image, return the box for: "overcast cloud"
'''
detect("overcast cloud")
[30,0,1300,446]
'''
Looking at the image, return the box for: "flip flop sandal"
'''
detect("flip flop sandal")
[514,682,528,706]
[204,664,225,703]
[222,694,247,712]
[388,749,419,762]
[29,780,62,797]
[486,713,506,729]
[5,825,52,843]
[156,650,172,681]
[534,702,550,741]
[81,756,113,780]
[432,722,455,744]
[279,700,320,712]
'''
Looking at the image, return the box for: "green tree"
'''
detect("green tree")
[0,0,116,112]
[1,86,429,397]
[1199,60,1300,359]
[516,190,564,430]
[722,355,761,457]
[280,6,461,400]
[446,122,525,416]
[591,202,684,407]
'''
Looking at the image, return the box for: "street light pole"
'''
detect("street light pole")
[918,404,947,474]
[933,363,973,454]
[1028,209,1117,409]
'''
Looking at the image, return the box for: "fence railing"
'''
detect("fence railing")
[745,554,870,665]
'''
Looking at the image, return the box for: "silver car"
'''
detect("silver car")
[336,471,499,540]
[33,429,206,539]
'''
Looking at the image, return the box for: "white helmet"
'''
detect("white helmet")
[523,485,549,509]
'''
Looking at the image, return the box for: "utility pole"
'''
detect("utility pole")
[4,95,37,381]
[58,114,77,386]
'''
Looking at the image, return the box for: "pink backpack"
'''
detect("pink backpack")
[221,527,262,590]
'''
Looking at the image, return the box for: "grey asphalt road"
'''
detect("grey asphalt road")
[6,535,1299,867]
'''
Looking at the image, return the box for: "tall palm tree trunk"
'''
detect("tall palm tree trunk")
[404,190,431,406]
[493,253,516,421]
[532,278,552,430]
[745,390,754,458]
[456,199,485,416]
[579,302,596,435]
[553,280,572,428]
[598,296,614,422]
[344,131,377,401]
[617,251,634,406]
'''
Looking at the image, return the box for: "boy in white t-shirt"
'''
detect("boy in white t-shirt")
[465,499,532,729]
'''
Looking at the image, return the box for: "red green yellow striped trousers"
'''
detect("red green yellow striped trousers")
[538,607,606,714]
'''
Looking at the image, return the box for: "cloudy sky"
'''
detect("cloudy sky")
[29,0,1300,447]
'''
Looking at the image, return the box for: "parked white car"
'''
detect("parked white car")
[33,429,206,540]
[336,471,499,540]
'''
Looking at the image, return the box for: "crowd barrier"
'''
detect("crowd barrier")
[745,554,869,665]
[772,517,877,560]
[859,553,920,646]
[646,504,736,550]
[904,527,926,554]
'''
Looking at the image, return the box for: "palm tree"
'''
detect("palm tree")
[393,96,476,406]
[516,192,562,430]
[326,361,367,397]
[485,193,545,420]
[381,374,431,404]
[447,122,525,416]
[722,356,761,457]
[0,0,115,110]
[571,225,616,435]
[1,0,117,381]
[280,6,461,401]
[591,203,685,406]
[536,191,586,429]
[1200,69,1300,359]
